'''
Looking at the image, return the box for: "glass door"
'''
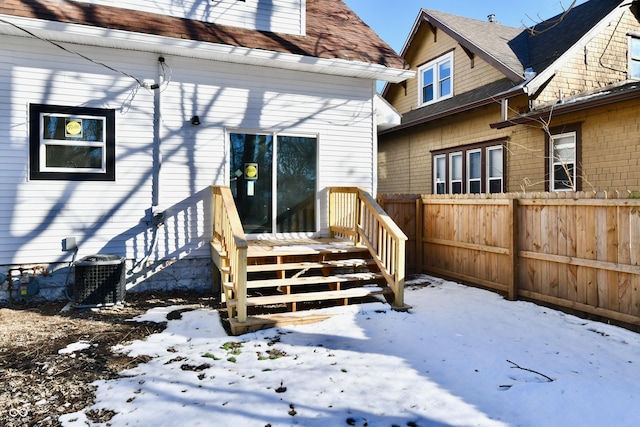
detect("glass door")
[229,132,317,235]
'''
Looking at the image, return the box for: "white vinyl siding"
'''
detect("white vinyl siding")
[0,34,375,266]
[74,0,306,35]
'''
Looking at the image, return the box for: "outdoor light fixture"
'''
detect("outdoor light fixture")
[191,115,201,125]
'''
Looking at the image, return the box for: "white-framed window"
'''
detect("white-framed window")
[432,143,504,194]
[29,104,115,181]
[434,155,446,194]
[467,149,482,194]
[418,52,453,106]
[449,152,462,194]
[487,146,503,193]
[630,36,640,79]
[550,132,576,191]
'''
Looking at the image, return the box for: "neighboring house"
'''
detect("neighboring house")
[0,0,412,300]
[379,0,640,196]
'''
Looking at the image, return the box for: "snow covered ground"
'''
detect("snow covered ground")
[59,275,640,427]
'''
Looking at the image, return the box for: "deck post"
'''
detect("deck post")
[394,238,406,308]
[236,244,248,323]
[353,190,361,246]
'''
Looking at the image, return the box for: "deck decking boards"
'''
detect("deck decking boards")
[246,237,366,257]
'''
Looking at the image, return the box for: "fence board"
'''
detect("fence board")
[381,193,640,327]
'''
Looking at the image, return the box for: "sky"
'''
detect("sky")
[343,0,588,53]
[58,275,640,427]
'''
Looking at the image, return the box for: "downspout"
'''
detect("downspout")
[131,57,165,274]
[152,57,164,209]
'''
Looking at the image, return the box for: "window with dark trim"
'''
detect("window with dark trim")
[432,141,504,194]
[29,104,115,181]
[545,123,581,192]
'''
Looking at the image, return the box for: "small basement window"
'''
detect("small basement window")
[29,104,115,181]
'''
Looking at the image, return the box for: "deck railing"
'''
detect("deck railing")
[213,186,408,326]
[329,187,407,308]
[212,186,248,322]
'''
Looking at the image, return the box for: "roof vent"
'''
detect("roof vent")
[488,14,496,23]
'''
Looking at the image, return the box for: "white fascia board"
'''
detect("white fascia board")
[525,2,628,95]
[0,15,414,84]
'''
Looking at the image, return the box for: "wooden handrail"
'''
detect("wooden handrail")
[329,187,408,308]
[212,186,248,322]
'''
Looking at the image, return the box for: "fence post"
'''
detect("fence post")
[508,198,519,301]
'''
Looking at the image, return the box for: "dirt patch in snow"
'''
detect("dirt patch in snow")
[0,291,220,426]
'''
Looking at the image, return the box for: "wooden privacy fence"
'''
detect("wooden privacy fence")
[378,192,640,326]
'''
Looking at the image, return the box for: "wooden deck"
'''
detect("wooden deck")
[211,186,408,335]
[245,237,369,256]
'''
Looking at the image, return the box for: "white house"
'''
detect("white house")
[0,0,412,301]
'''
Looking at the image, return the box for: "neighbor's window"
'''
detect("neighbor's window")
[546,124,581,192]
[418,52,453,105]
[450,152,463,194]
[29,104,115,180]
[467,149,482,194]
[434,155,446,194]
[432,142,504,194]
[550,132,577,191]
[487,146,504,193]
[630,36,640,79]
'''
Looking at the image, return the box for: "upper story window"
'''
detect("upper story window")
[432,142,504,195]
[546,124,581,192]
[630,36,640,79]
[418,52,453,106]
[29,104,116,181]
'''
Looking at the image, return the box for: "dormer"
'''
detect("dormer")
[75,0,307,36]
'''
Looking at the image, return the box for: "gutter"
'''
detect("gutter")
[0,15,414,84]
[490,83,640,129]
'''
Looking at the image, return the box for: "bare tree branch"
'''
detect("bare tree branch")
[507,359,554,382]
[524,1,577,36]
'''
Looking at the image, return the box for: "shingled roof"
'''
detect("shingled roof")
[422,9,525,82]
[418,0,625,81]
[524,0,625,73]
[0,0,408,71]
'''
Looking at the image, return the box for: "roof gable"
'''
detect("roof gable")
[393,0,628,89]
[421,9,525,82]
[0,0,408,71]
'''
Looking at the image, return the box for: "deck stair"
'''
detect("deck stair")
[211,186,408,335]
[216,238,393,334]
